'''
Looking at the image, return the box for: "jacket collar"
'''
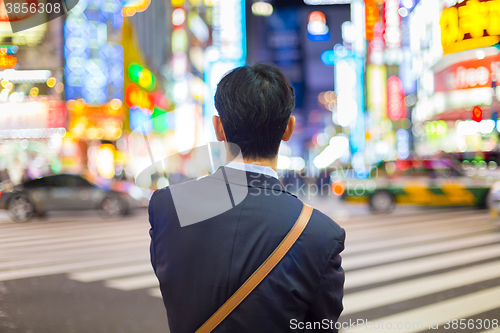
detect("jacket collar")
[210,166,296,197]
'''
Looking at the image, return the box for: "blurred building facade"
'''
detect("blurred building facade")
[3,0,500,187]
[410,0,500,156]
[0,2,66,184]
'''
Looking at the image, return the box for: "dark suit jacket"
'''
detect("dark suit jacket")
[148,167,345,333]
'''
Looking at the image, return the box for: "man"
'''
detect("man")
[149,64,345,332]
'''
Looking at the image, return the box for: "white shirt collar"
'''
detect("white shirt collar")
[225,161,279,179]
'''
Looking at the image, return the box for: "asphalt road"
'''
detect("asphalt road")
[1,200,499,333]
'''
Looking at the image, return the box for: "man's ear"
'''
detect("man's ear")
[212,115,226,142]
[282,116,296,142]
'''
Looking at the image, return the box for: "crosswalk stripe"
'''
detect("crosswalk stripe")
[345,243,500,289]
[334,207,476,224]
[0,215,133,228]
[105,273,159,291]
[340,285,500,333]
[0,228,147,248]
[69,263,154,283]
[0,219,145,238]
[343,210,479,231]
[0,234,149,254]
[343,233,500,270]
[343,223,496,256]
[0,240,149,261]
[0,223,146,239]
[343,260,500,315]
[325,207,472,224]
[0,253,148,281]
[0,249,147,271]
[346,214,491,241]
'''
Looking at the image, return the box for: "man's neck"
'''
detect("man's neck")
[243,158,278,172]
[229,157,278,172]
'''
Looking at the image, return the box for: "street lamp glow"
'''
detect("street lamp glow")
[251,2,273,16]
[313,136,349,169]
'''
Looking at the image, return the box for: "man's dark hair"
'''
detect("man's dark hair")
[214,64,295,160]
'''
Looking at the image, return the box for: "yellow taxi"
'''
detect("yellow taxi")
[332,158,496,213]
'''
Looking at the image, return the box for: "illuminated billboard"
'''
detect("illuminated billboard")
[440,0,500,55]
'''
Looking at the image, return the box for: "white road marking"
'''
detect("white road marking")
[343,260,500,315]
[0,240,149,261]
[343,210,479,231]
[69,263,154,283]
[347,214,490,241]
[0,253,148,281]
[340,285,500,333]
[343,233,500,270]
[343,223,496,256]
[105,274,159,291]
[345,243,500,289]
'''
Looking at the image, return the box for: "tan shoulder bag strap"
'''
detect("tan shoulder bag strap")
[195,204,314,333]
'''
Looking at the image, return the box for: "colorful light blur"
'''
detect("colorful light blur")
[313,135,350,169]
[0,53,17,69]
[307,11,330,41]
[387,76,406,121]
[440,0,500,55]
[332,181,346,196]
[204,0,246,140]
[64,0,124,105]
[97,144,116,179]
[128,63,156,91]
[123,0,151,17]
[251,2,273,17]
[125,83,154,111]
[365,0,379,41]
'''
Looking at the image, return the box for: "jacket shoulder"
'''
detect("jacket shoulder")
[307,206,345,246]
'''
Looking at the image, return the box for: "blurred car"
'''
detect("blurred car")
[332,158,496,213]
[0,174,146,222]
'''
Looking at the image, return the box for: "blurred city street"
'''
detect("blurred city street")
[3,0,500,331]
[1,197,499,333]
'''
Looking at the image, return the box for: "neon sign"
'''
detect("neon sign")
[128,63,156,91]
[123,0,151,17]
[396,129,410,160]
[125,83,154,111]
[0,45,18,54]
[384,0,401,49]
[365,0,379,41]
[0,54,16,68]
[434,54,500,92]
[387,76,406,121]
[440,0,500,55]
[472,106,483,122]
[307,11,330,41]
[367,65,387,120]
[130,106,153,135]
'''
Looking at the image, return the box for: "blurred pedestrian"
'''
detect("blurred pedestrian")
[0,168,10,183]
[149,64,345,333]
[21,168,31,183]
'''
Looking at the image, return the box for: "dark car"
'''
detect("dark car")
[0,174,140,222]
